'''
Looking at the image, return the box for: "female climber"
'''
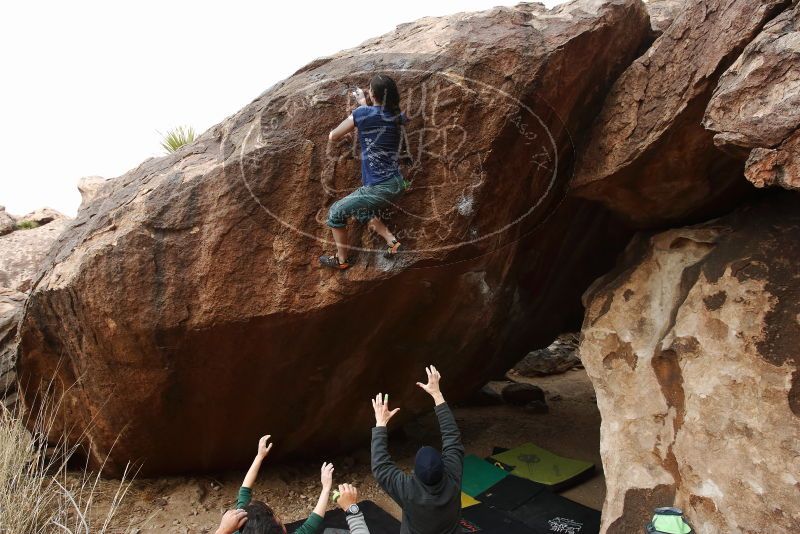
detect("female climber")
[320,74,409,270]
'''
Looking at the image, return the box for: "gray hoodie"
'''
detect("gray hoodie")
[371,403,464,534]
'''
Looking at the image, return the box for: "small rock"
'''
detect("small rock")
[17,207,67,227]
[501,383,545,406]
[513,333,582,377]
[524,400,549,414]
[548,394,563,401]
[461,383,504,407]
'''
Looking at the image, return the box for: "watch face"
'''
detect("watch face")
[348,504,360,515]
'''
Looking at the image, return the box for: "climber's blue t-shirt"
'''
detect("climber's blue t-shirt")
[352,105,408,186]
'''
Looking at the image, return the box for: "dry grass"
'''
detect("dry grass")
[0,389,135,533]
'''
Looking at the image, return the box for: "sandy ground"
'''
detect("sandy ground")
[97,369,603,533]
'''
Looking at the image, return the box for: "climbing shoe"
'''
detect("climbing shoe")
[319,255,352,270]
[385,240,402,258]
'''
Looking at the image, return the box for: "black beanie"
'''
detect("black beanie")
[414,446,444,485]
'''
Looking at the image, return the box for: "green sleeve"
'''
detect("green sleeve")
[292,512,323,534]
[236,486,252,509]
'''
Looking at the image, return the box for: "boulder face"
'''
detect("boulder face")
[572,0,791,226]
[0,218,71,293]
[579,193,800,533]
[745,129,800,190]
[0,213,70,410]
[0,288,25,408]
[643,0,686,35]
[18,0,648,475]
[0,207,16,236]
[704,2,800,153]
[704,1,800,192]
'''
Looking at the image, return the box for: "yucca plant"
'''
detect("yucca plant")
[160,125,196,153]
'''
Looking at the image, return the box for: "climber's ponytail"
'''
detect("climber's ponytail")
[370,74,403,126]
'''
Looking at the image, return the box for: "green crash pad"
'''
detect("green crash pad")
[462,454,509,497]
[489,442,594,490]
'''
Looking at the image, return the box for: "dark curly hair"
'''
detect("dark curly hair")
[242,501,286,534]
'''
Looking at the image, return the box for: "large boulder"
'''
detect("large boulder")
[579,192,800,533]
[0,210,70,409]
[0,288,25,407]
[0,206,16,236]
[704,2,800,192]
[18,0,649,475]
[704,2,800,154]
[0,217,70,293]
[571,0,791,226]
[643,0,686,35]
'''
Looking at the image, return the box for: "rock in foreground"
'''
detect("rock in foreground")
[580,193,800,533]
[18,0,648,475]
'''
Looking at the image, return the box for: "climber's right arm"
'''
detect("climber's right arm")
[370,393,409,502]
[329,115,355,142]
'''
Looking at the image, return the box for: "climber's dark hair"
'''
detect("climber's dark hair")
[242,501,286,534]
[370,74,403,125]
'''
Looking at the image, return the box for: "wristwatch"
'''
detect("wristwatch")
[346,503,360,516]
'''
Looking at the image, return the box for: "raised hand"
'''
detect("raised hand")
[321,462,335,491]
[353,87,367,106]
[372,393,400,427]
[416,365,445,405]
[257,435,273,460]
[216,509,248,534]
[337,483,358,511]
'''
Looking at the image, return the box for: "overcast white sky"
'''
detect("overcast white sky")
[1,1,565,217]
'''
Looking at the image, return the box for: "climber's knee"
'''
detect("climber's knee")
[327,201,348,228]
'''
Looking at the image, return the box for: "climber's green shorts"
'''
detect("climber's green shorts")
[327,174,406,228]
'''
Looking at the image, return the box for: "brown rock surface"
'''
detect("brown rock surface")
[580,192,800,533]
[0,218,70,293]
[704,2,800,153]
[18,1,648,475]
[572,0,790,226]
[0,213,70,408]
[745,128,800,190]
[0,288,25,402]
